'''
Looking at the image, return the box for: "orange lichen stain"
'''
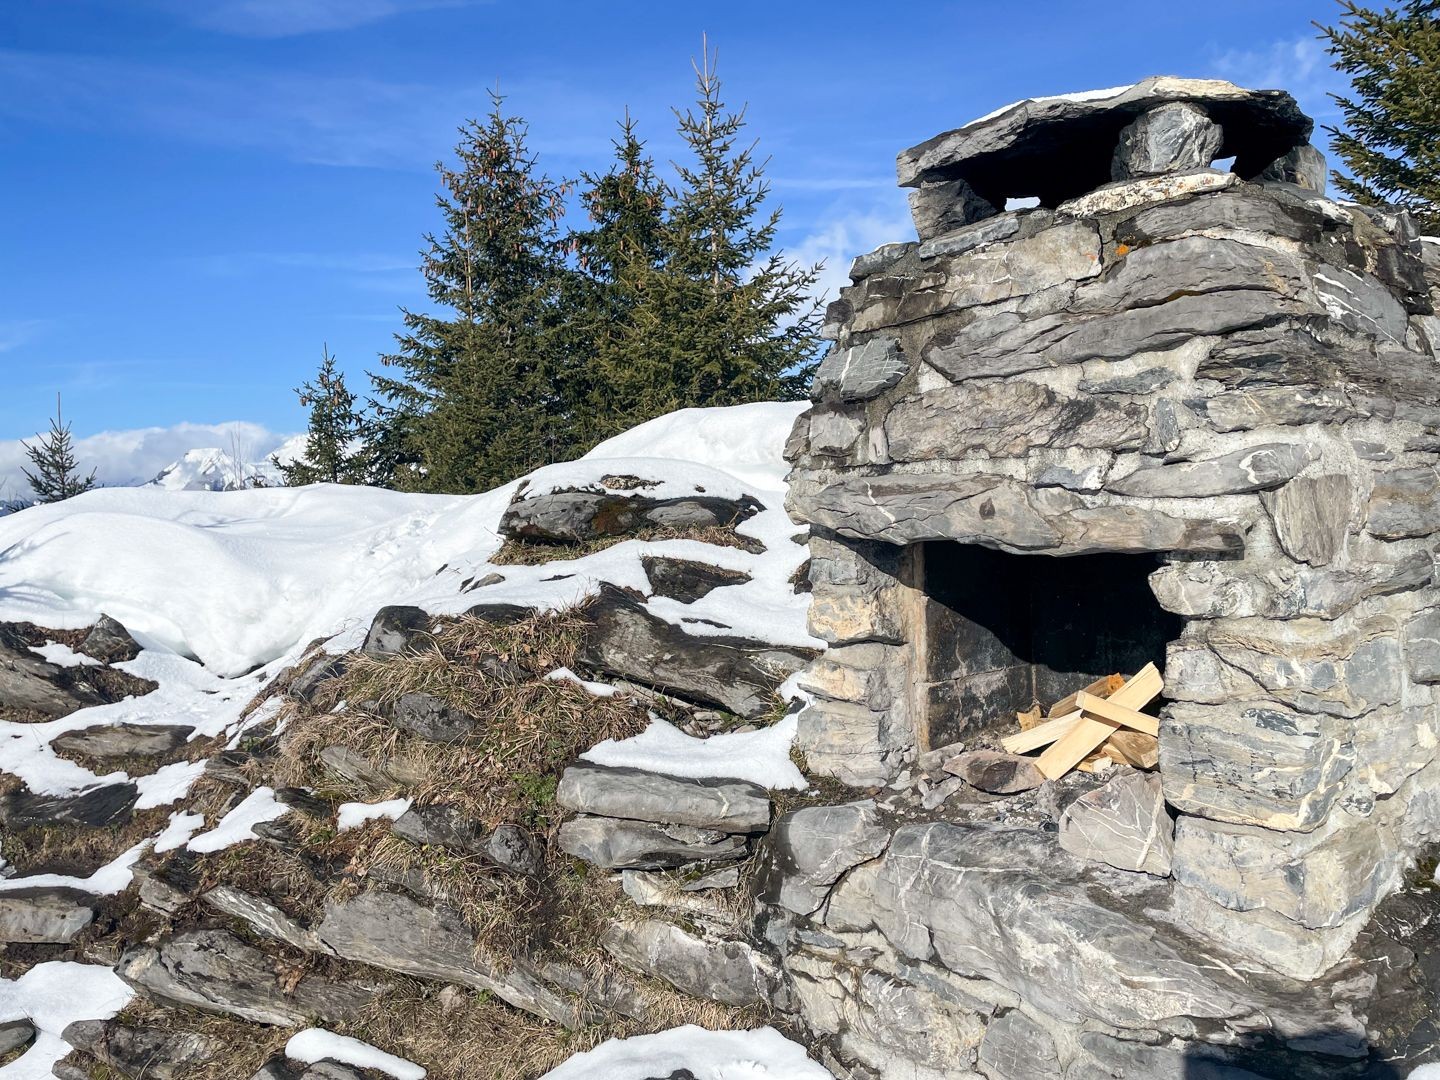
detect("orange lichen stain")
[1115,243,1131,257]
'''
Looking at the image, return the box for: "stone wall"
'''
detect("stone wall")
[784,76,1440,993]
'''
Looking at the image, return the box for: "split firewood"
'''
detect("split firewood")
[1047,672,1125,719]
[1036,663,1162,780]
[1072,691,1159,736]
[1001,710,1081,754]
[1103,729,1160,768]
[1016,703,1044,731]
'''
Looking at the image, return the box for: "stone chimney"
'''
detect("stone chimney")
[783,76,1440,981]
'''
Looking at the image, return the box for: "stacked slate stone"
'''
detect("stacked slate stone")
[777,76,1440,1077]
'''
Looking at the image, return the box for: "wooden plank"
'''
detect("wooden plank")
[1074,691,1160,736]
[1105,730,1160,768]
[1036,664,1164,780]
[1001,710,1080,754]
[1047,673,1124,719]
[1016,703,1044,731]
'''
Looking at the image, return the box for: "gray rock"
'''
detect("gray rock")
[0,634,106,717]
[201,885,326,953]
[578,584,816,719]
[1260,474,1352,565]
[116,929,372,1026]
[907,177,999,241]
[485,824,542,876]
[500,484,760,544]
[1112,102,1224,179]
[849,241,915,281]
[0,887,94,943]
[1202,386,1363,432]
[388,691,480,742]
[556,762,771,833]
[76,614,143,664]
[978,1010,1061,1080]
[813,336,908,404]
[392,803,487,853]
[1368,466,1440,539]
[1260,142,1327,193]
[601,918,776,1007]
[896,76,1310,203]
[0,782,137,829]
[1107,442,1315,498]
[1408,607,1440,683]
[361,605,431,657]
[1058,771,1174,876]
[286,653,348,703]
[0,1019,33,1055]
[1066,1030,1269,1080]
[944,750,1046,795]
[767,800,891,915]
[641,556,750,604]
[51,722,194,759]
[558,815,749,870]
[1160,700,1352,831]
[917,213,1021,259]
[315,889,594,1027]
[824,822,1257,1031]
[884,381,1148,460]
[61,1018,221,1080]
[1170,811,1401,929]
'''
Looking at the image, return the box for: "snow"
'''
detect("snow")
[0,962,133,1080]
[27,642,99,668]
[521,457,751,503]
[583,714,807,791]
[155,809,206,853]
[286,1029,426,1080]
[545,667,619,697]
[1409,1066,1440,1079]
[0,839,147,897]
[135,759,208,810]
[337,797,411,831]
[187,786,288,853]
[961,83,1135,129]
[145,434,306,492]
[539,1025,835,1080]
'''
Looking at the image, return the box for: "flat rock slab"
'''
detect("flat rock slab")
[944,750,1045,794]
[387,691,481,742]
[0,782,138,829]
[896,76,1310,205]
[558,814,748,870]
[117,929,373,1026]
[1058,770,1174,876]
[0,887,95,943]
[578,584,816,719]
[812,336,908,403]
[641,556,751,604]
[500,486,761,543]
[76,615,143,665]
[0,1019,34,1055]
[557,762,771,833]
[1108,443,1316,498]
[51,722,194,759]
[62,1019,221,1080]
[601,918,775,1007]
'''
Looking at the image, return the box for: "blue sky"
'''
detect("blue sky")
[0,0,1350,485]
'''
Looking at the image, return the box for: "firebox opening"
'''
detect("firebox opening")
[918,542,1183,750]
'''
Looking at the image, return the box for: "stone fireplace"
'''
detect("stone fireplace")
[784,76,1440,982]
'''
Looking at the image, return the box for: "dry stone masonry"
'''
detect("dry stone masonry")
[772,76,1440,1076]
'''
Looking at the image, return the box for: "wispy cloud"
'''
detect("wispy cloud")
[1211,35,1347,127]
[0,420,295,497]
[155,0,472,38]
[787,194,913,308]
[0,319,52,354]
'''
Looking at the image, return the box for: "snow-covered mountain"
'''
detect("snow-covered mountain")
[144,434,308,491]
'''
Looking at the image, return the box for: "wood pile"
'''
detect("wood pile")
[1000,663,1163,780]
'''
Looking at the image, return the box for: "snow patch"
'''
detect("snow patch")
[0,839,147,896]
[0,962,133,1080]
[337,798,411,832]
[545,667,619,697]
[155,809,206,853]
[286,1029,426,1080]
[539,1025,835,1080]
[187,786,288,853]
[27,642,100,668]
[583,714,807,791]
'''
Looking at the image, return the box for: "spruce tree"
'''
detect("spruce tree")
[371,92,574,493]
[276,346,367,486]
[658,39,824,406]
[22,396,96,503]
[1319,0,1440,232]
[568,115,676,439]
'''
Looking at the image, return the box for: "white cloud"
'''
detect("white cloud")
[0,421,296,501]
[0,319,51,354]
[787,194,914,309]
[159,0,471,38]
[1212,36,1347,128]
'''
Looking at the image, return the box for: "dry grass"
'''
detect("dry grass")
[490,524,764,567]
[0,806,174,878]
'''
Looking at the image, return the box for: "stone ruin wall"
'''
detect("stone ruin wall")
[783,76,1440,988]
